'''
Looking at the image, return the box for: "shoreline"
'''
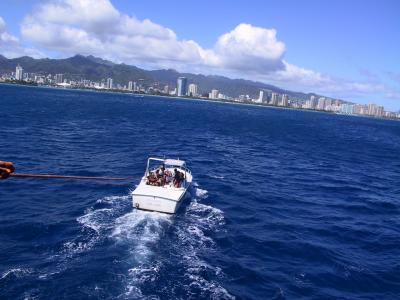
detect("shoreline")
[1,81,398,122]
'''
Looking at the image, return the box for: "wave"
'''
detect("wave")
[195,187,209,199]
[0,268,33,280]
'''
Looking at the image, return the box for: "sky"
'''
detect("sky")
[0,0,399,110]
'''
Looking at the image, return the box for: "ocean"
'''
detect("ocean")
[1,84,399,299]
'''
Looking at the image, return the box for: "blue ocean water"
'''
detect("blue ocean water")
[0,84,400,299]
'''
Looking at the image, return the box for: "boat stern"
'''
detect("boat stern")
[132,194,180,214]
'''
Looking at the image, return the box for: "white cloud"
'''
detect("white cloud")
[0,16,43,58]
[20,0,290,73]
[21,0,204,66]
[203,23,286,72]
[20,0,314,83]
[17,0,400,104]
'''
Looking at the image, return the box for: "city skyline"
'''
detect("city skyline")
[2,62,398,120]
[0,0,399,109]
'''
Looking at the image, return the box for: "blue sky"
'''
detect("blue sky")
[0,0,399,110]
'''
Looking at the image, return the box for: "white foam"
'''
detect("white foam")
[186,274,235,299]
[128,261,161,283]
[188,200,225,230]
[162,194,232,299]
[210,174,225,179]
[63,190,231,298]
[114,212,170,298]
[1,268,32,280]
[195,188,209,199]
[111,210,171,264]
[58,195,130,259]
[77,195,130,234]
[95,195,129,205]
[77,208,114,233]
[61,241,94,255]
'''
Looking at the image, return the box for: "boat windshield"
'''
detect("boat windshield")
[146,158,186,172]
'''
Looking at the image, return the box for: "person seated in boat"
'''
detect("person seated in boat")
[0,161,14,179]
[155,169,166,186]
[146,171,158,185]
[158,165,165,177]
[173,169,184,188]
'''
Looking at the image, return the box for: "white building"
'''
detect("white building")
[280,94,289,106]
[163,85,169,94]
[309,95,318,109]
[258,90,265,103]
[324,98,333,111]
[188,83,199,97]
[55,74,63,84]
[15,65,23,81]
[106,78,113,89]
[317,97,326,110]
[128,81,133,91]
[270,93,279,105]
[209,89,219,99]
[340,103,354,115]
[376,106,384,117]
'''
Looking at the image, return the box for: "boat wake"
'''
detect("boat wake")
[118,186,234,299]
[49,184,234,299]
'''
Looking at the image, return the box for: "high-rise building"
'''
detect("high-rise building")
[324,98,332,110]
[280,94,289,106]
[357,104,369,115]
[188,83,199,97]
[376,106,384,117]
[309,95,318,109]
[128,81,133,91]
[258,90,265,103]
[210,89,219,99]
[107,78,113,89]
[317,97,326,110]
[15,64,23,81]
[341,103,354,115]
[55,74,63,84]
[367,104,381,116]
[271,93,279,105]
[163,85,169,94]
[177,77,187,96]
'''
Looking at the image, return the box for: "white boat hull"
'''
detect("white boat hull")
[133,188,190,214]
[132,163,193,214]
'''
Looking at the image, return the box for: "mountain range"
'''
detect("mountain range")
[0,54,324,100]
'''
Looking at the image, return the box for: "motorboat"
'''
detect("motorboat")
[132,157,193,214]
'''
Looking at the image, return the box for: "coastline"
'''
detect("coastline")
[1,81,398,122]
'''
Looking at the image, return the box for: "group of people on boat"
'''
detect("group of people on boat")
[146,164,185,188]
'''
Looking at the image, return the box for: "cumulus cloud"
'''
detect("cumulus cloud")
[0,16,42,58]
[21,0,204,66]
[17,0,400,102]
[203,24,286,72]
[20,0,336,92]
[21,0,291,72]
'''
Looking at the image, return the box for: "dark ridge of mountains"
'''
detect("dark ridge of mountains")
[0,54,321,100]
